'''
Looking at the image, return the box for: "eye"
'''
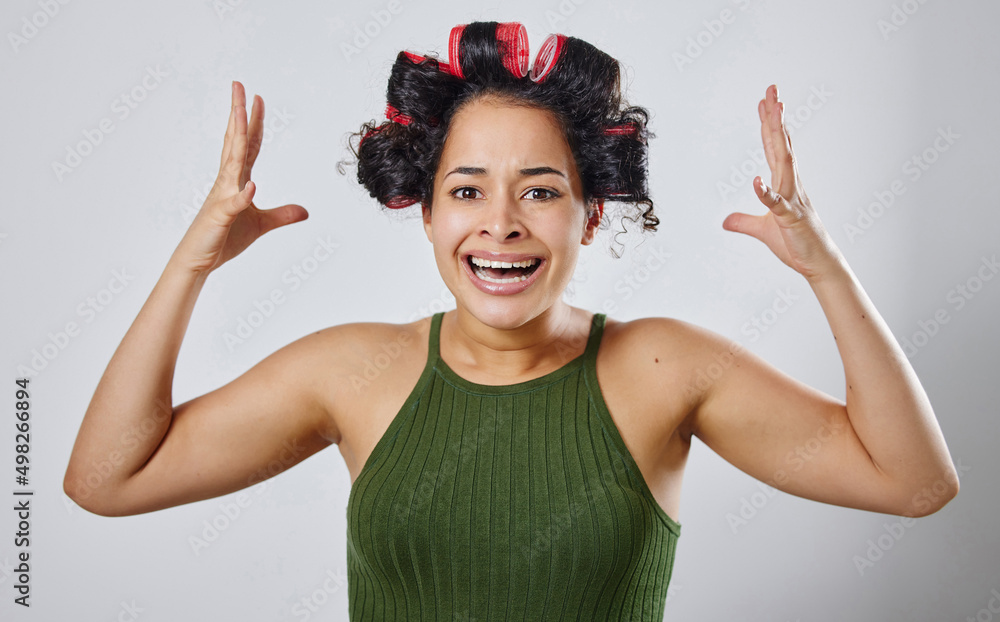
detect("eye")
[523,188,560,201]
[450,187,482,201]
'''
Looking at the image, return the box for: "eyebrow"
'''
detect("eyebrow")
[443,166,567,180]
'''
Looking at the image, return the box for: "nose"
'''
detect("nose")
[479,194,524,241]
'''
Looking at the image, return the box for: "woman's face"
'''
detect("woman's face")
[422,96,599,329]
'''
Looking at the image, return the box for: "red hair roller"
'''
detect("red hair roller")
[448,22,530,79]
[447,24,467,78]
[385,196,420,209]
[603,123,639,136]
[530,33,567,83]
[384,103,412,126]
[403,50,452,74]
[496,22,529,78]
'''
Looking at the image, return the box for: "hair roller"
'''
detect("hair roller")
[447,24,467,78]
[530,33,567,83]
[350,20,660,238]
[495,22,529,78]
[385,196,420,209]
[403,50,452,75]
[448,22,529,80]
[603,122,638,137]
[384,103,412,126]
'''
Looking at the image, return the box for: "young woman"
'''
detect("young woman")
[64,21,958,620]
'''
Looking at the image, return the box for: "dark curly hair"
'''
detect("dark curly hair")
[345,21,659,253]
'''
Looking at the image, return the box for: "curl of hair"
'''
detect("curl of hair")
[347,22,659,251]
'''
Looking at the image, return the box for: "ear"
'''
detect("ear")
[421,202,433,242]
[581,199,602,246]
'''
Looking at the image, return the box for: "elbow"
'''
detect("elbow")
[63,466,127,517]
[896,468,960,518]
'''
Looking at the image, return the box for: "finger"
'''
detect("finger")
[256,203,310,236]
[222,103,249,189]
[242,94,265,186]
[759,98,777,174]
[220,82,239,169]
[766,86,798,198]
[223,179,256,218]
[754,175,795,219]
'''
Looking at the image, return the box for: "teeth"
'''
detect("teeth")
[472,266,531,284]
[469,256,539,269]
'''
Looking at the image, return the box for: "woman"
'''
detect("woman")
[64,21,958,620]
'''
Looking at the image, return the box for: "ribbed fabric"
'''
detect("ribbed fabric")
[346,311,681,621]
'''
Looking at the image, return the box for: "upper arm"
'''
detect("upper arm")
[653,320,902,514]
[106,328,345,516]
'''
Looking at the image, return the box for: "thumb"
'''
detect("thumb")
[721,210,767,240]
[721,176,793,239]
[257,204,309,236]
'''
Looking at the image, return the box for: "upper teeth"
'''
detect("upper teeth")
[470,257,539,269]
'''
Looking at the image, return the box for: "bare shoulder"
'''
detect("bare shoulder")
[290,316,431,444]
[599,315,743,438]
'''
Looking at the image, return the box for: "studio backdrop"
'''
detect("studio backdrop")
[1,0,997,620]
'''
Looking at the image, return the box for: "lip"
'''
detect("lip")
[461,250,546,295]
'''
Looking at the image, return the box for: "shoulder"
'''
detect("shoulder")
[601,314,737,358]
[260,316,432,444]
[283,316,431,376]
[599,314,747,436]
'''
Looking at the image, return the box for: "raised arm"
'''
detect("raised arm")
[63,81,326,516]
[682,84,958,516]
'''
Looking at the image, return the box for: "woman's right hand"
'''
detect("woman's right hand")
[173,81,307,275]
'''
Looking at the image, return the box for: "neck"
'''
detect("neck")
[444,300,588,381]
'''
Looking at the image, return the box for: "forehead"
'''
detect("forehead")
[437,98,577,174]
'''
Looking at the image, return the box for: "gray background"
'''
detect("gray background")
[2,0,998,620]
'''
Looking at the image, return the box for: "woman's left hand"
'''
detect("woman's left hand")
[722,84,846,282]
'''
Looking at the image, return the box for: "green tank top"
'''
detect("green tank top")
[346,311,681,620]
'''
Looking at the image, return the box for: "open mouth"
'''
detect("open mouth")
[467,255,542,284]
